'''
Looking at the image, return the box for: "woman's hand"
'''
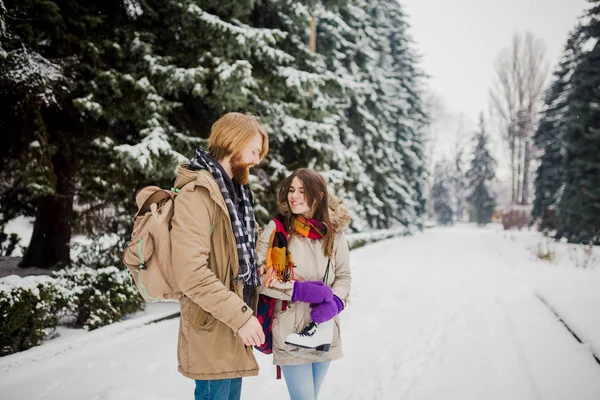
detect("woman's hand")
[310,295,344,323]
[291,280,333,303]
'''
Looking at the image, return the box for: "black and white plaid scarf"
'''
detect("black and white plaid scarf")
[188,147,260,286]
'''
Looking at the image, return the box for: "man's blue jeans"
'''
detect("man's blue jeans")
[194,378,242,400]
[280,362,331,400]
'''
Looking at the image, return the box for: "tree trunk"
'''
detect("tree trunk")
[516,136,524,204]
[309,16,317,53]
[308,15,317,98]
[20,150,75,269]
[522,102,535,205]
[522,137,532,205]
[510,135,517,204]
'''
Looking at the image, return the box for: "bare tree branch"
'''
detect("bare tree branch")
[489,31,548,205]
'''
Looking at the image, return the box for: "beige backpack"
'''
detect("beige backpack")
[122,186,183,302]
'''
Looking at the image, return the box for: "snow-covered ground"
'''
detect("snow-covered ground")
[3,216,33,257]
[1,223,600,399]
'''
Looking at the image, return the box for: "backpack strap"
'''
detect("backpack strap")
[323,258,331,284]
[135,187,178,217]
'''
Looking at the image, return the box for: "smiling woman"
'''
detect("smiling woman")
[278,169,334,258]
[255,167,352,400]
[288,177,312,218]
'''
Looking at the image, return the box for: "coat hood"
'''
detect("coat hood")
[174,163,204,189]
[328,193,351,232]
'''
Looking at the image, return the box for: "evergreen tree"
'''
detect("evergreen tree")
[0,0,430,268]
[0,0,333,266]
[0,0,128,267]
[248,0,370,226]
[431,160,454,226]
[379,0,428,229]
[466,116,496,226]
[318,0,427,229]
[0,0,301,266]
[311,1,379,231]
[556,0,600,244]
[533,27,585,232]
[115,0,307,224]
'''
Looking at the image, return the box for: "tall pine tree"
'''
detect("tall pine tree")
[466,116,496,226]
[431,160,454,226]
[320,0,426,229]
[556,0,600,244]
[1,0,429,268]
[0,0,129,267]
[533,27,585,232]
[248,0,369,225]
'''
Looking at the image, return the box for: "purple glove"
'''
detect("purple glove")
[292,280,333,303]
[310,295,344,324]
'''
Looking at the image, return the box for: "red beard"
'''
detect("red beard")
[231,155,252,185]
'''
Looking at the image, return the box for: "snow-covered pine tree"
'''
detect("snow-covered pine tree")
[532,27,585,232]
[0,0,322,266]
[431,160,454,226]
[115,0,428,233]
[556,0,600,244]
[466,115,497,226]
[72,0,391,237]
[311,1,382,231]
[110,0,299,226]
[532,119,563,231]
[1,0,430,269]
[0,0,129,268]
[246,0,370,226]
[116,0,373,230]
[318,0,427,229]
[355,0,414,229]
[255,0,428,232]
[380,0,428,229]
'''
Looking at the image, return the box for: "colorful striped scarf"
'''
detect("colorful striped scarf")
[264,215,328,286]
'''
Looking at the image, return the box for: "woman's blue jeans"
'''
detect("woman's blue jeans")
[280,362,331,400]
[194,378,242,400]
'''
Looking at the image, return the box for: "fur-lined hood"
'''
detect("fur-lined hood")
[327,193,351,233]
[277,193,351,234]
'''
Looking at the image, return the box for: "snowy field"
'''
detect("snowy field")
[1,223,600,399]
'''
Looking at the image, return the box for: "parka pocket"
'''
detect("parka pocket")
[331,316,341,346]
[192,305,217,331]
[272,305,296,350]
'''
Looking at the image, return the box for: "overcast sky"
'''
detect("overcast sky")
[401,0,590,180]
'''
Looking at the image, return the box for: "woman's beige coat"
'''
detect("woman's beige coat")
[256,197,352,365]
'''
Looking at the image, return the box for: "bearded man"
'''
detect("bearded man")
[171,112,268,400]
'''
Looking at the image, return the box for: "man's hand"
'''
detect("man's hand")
[237,316,265,347]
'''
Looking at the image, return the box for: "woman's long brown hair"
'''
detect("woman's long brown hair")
[277,168,334,258]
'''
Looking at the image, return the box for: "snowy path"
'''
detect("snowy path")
[325,225,600,400]
[1,224,600,399]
